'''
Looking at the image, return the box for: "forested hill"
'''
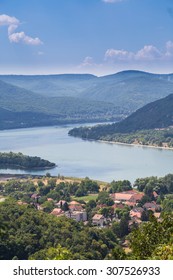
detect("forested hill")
[113,93,173,133]
[69,94,173,140]
[0,152,56,170]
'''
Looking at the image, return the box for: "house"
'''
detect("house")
[110,191,144,205]
[128,216,142,228]
[31,193,40,200]
[17,201,28,206]
[37,205,44,211]
[69,201,80,205]
[55,200,67,208]
[143,201,161,212]
[50,208,64,216]
[47,198,53,202]
[65,210,87,222]
[111,193,134,203]
[130,207,144,219]
[112,203,125,210]
[92,214,104,227]
[154,212,161,220]
[128,193,144,203]
[69,201,83,211]
[125,201,136,207]
[153,191,159,199]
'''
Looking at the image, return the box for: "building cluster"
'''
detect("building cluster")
[18,189,162,228]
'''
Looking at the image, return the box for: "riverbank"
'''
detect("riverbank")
[97,139,173,151]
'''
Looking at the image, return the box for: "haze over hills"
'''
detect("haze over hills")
[81,70,173,112]
[0,70,173,130]
[0,79,121,129]
[0,74,97,97]
[1,70,173,114]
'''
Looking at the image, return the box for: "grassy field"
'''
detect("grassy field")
[71,194,98,202]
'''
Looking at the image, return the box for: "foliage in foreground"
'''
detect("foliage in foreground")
[0,199,119,260]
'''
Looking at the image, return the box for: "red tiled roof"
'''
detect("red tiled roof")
[92,214,104,220]
[129,193,144,202]
[51,208,64,216]
[69,205,83,211]
[69,201,81,205]
[112,193,133,201]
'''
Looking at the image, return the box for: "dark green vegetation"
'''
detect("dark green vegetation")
[0,70,173,129]
[0,152,56,170]
[69,93,173,148]
[100,129,173,148]
[0,174,173,260]
[0,199,119,260]
[113,93,173,133]
[128,214,173,260]
[134,174,173,196]
[70,127,173,148]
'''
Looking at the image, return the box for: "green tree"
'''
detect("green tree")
[29,245,73,260]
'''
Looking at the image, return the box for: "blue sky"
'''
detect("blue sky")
[0,0,173,75]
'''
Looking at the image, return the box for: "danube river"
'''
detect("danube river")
[0,124,173,183]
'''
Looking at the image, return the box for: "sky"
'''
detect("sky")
[0,0,173,75]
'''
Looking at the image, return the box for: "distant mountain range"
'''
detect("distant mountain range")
[0,70,173,129]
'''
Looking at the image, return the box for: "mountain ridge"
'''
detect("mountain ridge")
[1,70,173,130]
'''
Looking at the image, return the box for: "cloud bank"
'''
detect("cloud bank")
[0,14,42,45]
[105,42,173,62]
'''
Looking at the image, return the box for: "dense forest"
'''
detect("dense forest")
[0,152,56,170]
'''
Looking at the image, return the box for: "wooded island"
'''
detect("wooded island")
[0,152,56,170]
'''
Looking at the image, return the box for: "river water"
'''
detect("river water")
[0,124,173,183]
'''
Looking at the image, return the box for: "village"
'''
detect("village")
[0,173,172,261]
[7,175,162,229]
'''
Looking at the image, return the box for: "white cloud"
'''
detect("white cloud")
[105,49,134,60]
[9,31,42,45]
[102,0,123,3]
[0,14,19,26]
[0,14,42,45]
[136,45,161,60]
[82,56,95,66]
[105,42,173,63]
[8,24,19,35]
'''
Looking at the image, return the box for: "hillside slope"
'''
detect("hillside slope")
[69,94,173,139]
